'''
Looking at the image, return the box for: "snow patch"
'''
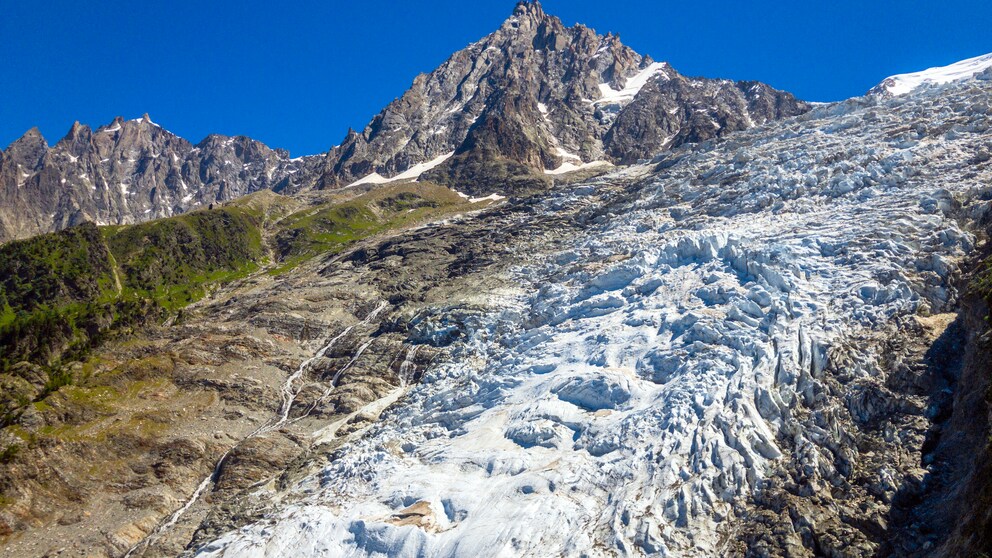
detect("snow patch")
[594,62,670,107]
[544,160,613,175]
[469,193,505,203]
[347,152,455,187]
[877,52,992,96]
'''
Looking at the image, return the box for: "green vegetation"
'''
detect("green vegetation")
[973,257,992,311]
[0,444,18,464]
[0,223,117,313]
[0,207,266,374]
[0,224,124,371]
[0,184,489,393]
[274,182,470,268]
[105,206,264,310]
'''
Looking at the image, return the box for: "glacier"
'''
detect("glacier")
[873,51,992,96]
[193,71,992,556]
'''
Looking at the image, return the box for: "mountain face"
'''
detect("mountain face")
[0,115,322,243]
[0,1,807,244]
[318,1,809,195]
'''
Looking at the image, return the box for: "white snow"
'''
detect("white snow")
[544,160,613,175]
[593,62,670,106]
[347,151,455,187]
[448,190,505,204]
[554,147,581,161]
[878,52,992,96]
[545,146,613,175]
[133,116,160,127]
[392,151,455,181]
[345,172,392,188]
[104,124,122,133]
[468,193,505,203]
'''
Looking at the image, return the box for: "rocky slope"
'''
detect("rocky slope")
[0,115,322,243]
[318,1,809,194]
[0,182,504,558]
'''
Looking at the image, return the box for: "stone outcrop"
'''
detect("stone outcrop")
[0,115,322,243]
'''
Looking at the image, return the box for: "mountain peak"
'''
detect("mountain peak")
[6,127,47,151]
[4,127,48,169]
[56,120,92,150]
[320,3,808,193]
[512,0,544,18]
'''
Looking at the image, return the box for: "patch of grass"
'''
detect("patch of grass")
[105,206,265,309]
[0,444,19,464]
[38,368,73,400]
[273,182,473,269]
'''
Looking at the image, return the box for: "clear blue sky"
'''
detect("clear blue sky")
[2,0,990,157]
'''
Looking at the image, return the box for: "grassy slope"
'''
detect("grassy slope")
[105,206,265,310]
[0,207,267,374]
[0,182,490,385]
[273,181,480,272]
[0,181,496,538]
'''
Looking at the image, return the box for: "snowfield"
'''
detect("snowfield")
[874,51,992,96]
[196,72,992,556]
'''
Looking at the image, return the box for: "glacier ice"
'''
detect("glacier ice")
[195,73,992,556]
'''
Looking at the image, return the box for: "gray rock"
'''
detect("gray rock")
[0,115,323,243]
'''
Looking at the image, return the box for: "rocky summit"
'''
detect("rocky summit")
[318,1,808,195]
[3,2,992,558]
[0,114,323,244]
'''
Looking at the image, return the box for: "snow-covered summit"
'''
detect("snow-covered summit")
[870,52,992,96]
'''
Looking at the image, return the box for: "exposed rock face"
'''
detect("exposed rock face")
[1,1,808,241]
[318,0,809,194]
[603,78,807,163]
[0,115,322,243]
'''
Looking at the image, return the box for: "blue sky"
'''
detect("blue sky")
[1,0,990,156]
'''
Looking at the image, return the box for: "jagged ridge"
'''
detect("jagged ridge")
[0,115,323,243]
[319,0,809,194]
